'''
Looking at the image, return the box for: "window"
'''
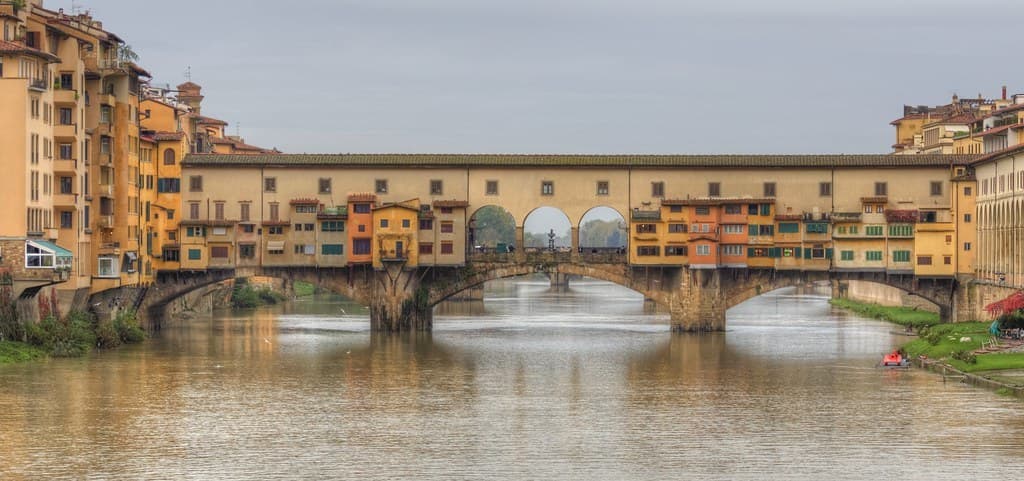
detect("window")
[541,181,554,196]
[893,250,911,263]
[157,178,180,193]
[240,203,251,222]
[695,245,711,256]
[241,224,255,234]
[637,246,660,256]
[708,182,721,197]
[964,213,972,223]
[930,181,943,196]
[98,256,119,277]
[486,180,499,195]
[162,249,180,262]
[440,207,453,214]
[322,221,345,232]
[806,223,828,234]
[865,225,884,236]
[668,224,687,233]
[750,248,770,257]
[874,182,888,196]
[964,186,972,196]
[778,223,800,234]
[375,179,388,194]
[666,246,687,256]
[162,148,175,165]
[430,180,443,195]
[210,246,229,259]
[187,202,199,220]
[189,176,203,192]
[916,256,933,266]
[944,256,952,265]
[888,224,913,237]
[358,225,366,232]
[695,206,710,216]
[59,143,72,160]
[353,203,371,214]
[400,219,410,229]
[722,245,743,256]
[840,250,854,261]
[763,182,776,198]
[167,230,177,241]
[100,105,112,124]
[596,181,609,196]
[215,203,225,221]
[321,244,344,256]
[810,247,826,259]
[441,241,454,255]
[964,242,972,251]
[59,107,73,125]
[353,239,371,255]
[264,177,276,192]
[670,205,683,213]
[419,243,434,255]
[636,224,657,234]
[268,226,284,235]
[819,182,832,197]
[60,176,73,194]
[380,219,389,228]
[419,219,433,230]
[651,182,665,198]
[723,224,744,234]
[724,205,742,215]
[60,211,73,228]
[919,211,937,223]
[186,226,205,237]
[318,178,332,194]
[866,251,883,261]
[184,249,200,261]
[441,221,454,233]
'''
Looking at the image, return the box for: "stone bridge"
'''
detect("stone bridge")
[117,251,963,333]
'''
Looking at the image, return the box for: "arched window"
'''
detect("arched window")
[163,148,176,166]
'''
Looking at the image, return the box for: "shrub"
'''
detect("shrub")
[26,315,96,358]
[113,311,146,344]
[953,350,977,364]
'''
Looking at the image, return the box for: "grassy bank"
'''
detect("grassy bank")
[0,341,47,365]
[293,281,316,298]
[829,298,941,328]
[231,278,287,308]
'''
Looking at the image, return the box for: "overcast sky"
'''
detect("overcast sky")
[56,0,1024,154]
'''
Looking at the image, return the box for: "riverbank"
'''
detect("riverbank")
[828,298,940,328]
[831,298,1024,398]
[0,341,47,365]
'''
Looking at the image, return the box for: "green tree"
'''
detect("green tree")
[472,206,515,247]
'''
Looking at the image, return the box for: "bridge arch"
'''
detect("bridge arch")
[578,206,628,251]
[468,205,516,252]
[522,206,573,250]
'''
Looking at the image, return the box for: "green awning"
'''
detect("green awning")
[28,240,73,259]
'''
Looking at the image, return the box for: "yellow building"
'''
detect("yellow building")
[372,200,421,269]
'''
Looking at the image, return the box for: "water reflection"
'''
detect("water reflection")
[1,279,1023,480]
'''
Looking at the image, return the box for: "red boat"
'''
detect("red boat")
[880,350,910,368]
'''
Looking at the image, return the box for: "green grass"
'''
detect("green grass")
[293,281,316,298]
[903,322,991,359]
[829,298,942,328]
[951,353,1024,373]
[0,341,47,365]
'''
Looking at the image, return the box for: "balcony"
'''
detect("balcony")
[97,93,116,107]
[98,184,114,197]
[98,215,115,229]
[380,249,411,263]
[54,123,78,139]
[54,88,78,104]
[98,153,113,166]
[53,193,78,208]
[28,78,47,92]
[53,158,78,173]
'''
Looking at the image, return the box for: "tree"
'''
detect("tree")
[472,207,515,247]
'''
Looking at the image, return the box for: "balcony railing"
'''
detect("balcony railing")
[380,249,411,262]
[98,215,115,229]
[29,78,47,91]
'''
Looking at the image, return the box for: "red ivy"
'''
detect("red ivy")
[986,291,1024,317]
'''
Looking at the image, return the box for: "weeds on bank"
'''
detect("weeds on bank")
[231,278,287,308]
[829,298,941,328]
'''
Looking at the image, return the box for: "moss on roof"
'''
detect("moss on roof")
[182,153,978,168]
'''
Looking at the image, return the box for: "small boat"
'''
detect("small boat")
[879,350,910,368]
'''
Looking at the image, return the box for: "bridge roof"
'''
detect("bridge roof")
[183,153,979,168]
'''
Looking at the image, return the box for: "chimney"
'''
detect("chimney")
[1003,85,1008,100]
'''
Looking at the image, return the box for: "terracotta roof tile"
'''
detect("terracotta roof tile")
[195,115,227,126]
[348,193,377,202]
[0,39,60,62]
[153,131,185,141]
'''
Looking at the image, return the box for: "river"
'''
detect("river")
[1,277,1023,480]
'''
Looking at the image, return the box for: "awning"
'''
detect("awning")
[28,240,73,259]
[267,241,285,250]
[125,252,139,261]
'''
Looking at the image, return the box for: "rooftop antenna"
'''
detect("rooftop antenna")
[70,0,83,15]
[236,122,241,138]
[184,66,192,82]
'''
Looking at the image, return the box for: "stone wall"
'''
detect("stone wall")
[842,280,940,313]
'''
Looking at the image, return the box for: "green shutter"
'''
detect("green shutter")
[803,248,812,259]
[749,225,756,235]
[748,247,755,257]
[760,204,771,216]
[826,248,833,259]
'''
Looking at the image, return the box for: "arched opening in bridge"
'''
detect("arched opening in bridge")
[469,205,516,253]
[523,207,571,251]
[579,206,627,253]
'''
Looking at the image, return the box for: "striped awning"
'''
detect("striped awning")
[267,241,285,250]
